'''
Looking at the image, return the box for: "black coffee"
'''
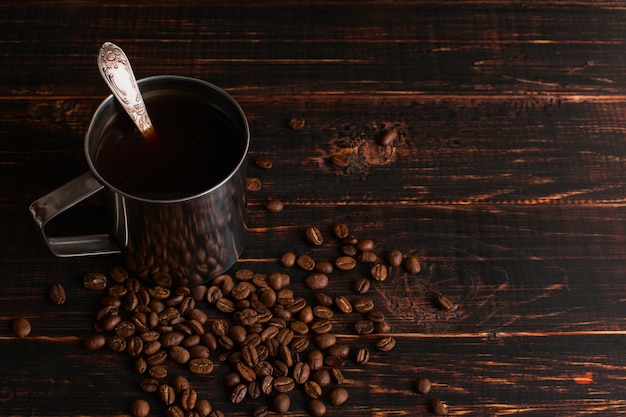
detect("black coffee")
[95,94,244,200]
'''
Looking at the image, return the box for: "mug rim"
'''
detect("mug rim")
[85,75,250,204]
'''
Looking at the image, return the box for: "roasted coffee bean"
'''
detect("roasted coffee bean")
[335,296,353,314]
[303,380,322,401]
[359,251,378,264]
[288,117,306,130]
[324,355,345,368]
[218,335,234,351]
[146,350,167,367]
[149,365,168,379]
[83,333,106,351]
[261,375,274,395]
[437,295,457,311]
[305,226,324,245]
[296,254,316,271]
[367,310,384,323]
[172,375,190,393]
[414,377,432,395]
[315,292,334,307]
[333,223,349,239]
[236,361,257,382]
[97,305,118,321]
[371,263,388,282]
[248,380,261,399]
[312,369,332,387]
[273,360,289,377]
[269,272,290,291]
[140,377,160,393]
[312,305,334,319]
[356,238,375,252]
[299,305,314,323]
[314,333,336,349]
[206,286,223,303]
[189,358,214,375]
[148,286,170,300]
[131,399,150,417]
[208,411,224,417]
[335,256,357,271]
[354,277,371,294]
[356,347,370,365]
[328,387,349,406]
[247,177,262,192]
[265,198,284,213]
[290,320,309,335]
[224,372,242,389]
[378,127,398,146]
[305,273,328,290]
[293,361,311,384]
[230,384,247,404]
[273,376,295,393]
[404,255,421,274]
[279,343,294,367]
[273,393,291,413]
[387,249,403,267]
[231,281,254,300]
[49,283,67,305]
[255,157,273,169]
[328,344,350,358]
[106,335,126,352]
[159,384,176,405]
[431,398,449,415]
[342,245,357,256]
[181,388,198,411]
[354,297,375,313]
[83,272,107,290]
[254,360,273,378]
[242,344,260,367]
[376,336,396,351]
[215,298,235,313]
[308,398,327,417]
[115,321,136,338]
[331,368,345,384]
[291,336,309,353]
[127,336,144,357]
[195,398,212,416]
[310,319,332,334]
[307,350,324,371]
[375,320,392,334]
[170,346,191,364]
[161,331,184,348]
[280,251,296,268]
[166,406,184,417]
[108,284,128,298]
[253,405,268,417]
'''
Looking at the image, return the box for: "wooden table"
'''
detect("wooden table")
[2,1,626,416]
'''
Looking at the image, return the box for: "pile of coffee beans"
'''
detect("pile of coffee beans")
[79,223,454,416]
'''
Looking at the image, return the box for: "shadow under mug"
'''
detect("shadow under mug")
[30,75,250,287]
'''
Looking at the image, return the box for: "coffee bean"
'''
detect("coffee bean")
[248,380,261,399]
[354,297,375,313]
[255,157,273,169]
[82,333,105,350]
[208,411,224,417]
[170,345,191,364]
[328,387,349,406]
[310,319,332,334]
[378,127,398,146]
[324,355,345,368]
[375,320,392,334]
[146,350,167,367]
[140,378,159,393]
[107,335,126,352]
[273,376,295,393]
[304,380,323,399]
[273,393,291,413]
[371,263,388,282]
[305,226,324,245]
[189,358,214,375]
[253,405,268,417]
[237,361,257,382]
[334,296,353,314]
[166,405,184,417]
[312,369,332,387]
[308,398,327,417]
[359,250,378,263]
[328,344,350,358]
[387,249,403,267]
[280,251,296,268]
[315,292,334,307]
[404,255,421,274]
[305,273,328,290]
[246,177,262,192]
[414,377,432,395]
[195,399,212,416]
[333,223,349,239]
[297,254,316,271]
[293,361,311,384]
[49,283,67,305]
[181,388,198,410]
[288,117,306,130]
[159,384,176,405]
[354,277,371,294]
[314,333,336,349]
[149,366,168,379]
[375,336,396,351]
[356,239,375,252]
[265,198,284,213]
[335,256,357,271]
[430,398,449,415]
[230,384,247,404]
[127,336,144,357]
[131,399,150,417]
[172,375,190,393]
[356,347,370,365]
[342,245,357,256]
[261,375,274,395]
[83,272,107,290]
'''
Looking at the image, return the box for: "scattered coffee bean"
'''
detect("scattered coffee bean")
[195,398,212,416]
[371,263,388,281]
[297,254,316,271]
[288,117,306,130]
[281,251,296,268]
[334,296,353,314]
[330,154,350,168]
[387,249,403,267]
[83,272,107,290]
[305,273,329,290]
[159,384,176,405]
[308,398,327,417]
[49,283,67,305]
[188,358,214,375]
[328,386,349,406]
[430,398,449,415]
[335,256,357,271]
[253,405,268,417]
[82,333,106,350]
[255,157,273,169]
[305,226,324,246]
[375,336,396,352]
[12,317,31,338]
[131,399,150,417]
[265,198,284,213]
[356,347,370,365]
[414,377,432,395]
[333,223,349,239]
[273,393,291,413]
[246,177,262,192]
[404,255,421,274]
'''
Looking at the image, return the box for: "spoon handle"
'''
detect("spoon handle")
[98,42,155,138]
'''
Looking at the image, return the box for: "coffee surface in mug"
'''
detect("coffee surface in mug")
[95,94,244,200]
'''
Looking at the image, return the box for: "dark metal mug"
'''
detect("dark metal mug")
[30,75,250,286]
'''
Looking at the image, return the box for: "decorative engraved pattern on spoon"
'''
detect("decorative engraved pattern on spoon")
[98,42,155,138]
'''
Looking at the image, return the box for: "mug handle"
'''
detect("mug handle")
[29,171,120,257]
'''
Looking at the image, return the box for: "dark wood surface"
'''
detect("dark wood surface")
[3,1,626,416]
